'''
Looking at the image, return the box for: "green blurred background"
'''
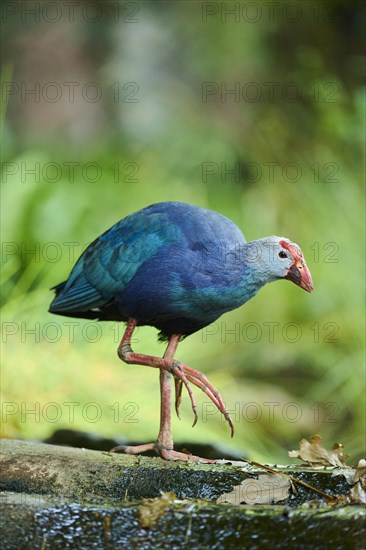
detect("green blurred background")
[1,0,365,463]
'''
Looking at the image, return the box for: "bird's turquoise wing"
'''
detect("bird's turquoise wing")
[49,210,181,313]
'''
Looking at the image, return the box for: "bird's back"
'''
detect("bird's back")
[49,202,247,337]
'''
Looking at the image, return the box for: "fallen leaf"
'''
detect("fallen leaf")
[217,474,291,505]
[331,467,355,485]
[349,480,366,504]
[330,458,366,485]
[138,492,176,528]
[353,459,366,484]
[323,479,366,507]
[288,434,349,468]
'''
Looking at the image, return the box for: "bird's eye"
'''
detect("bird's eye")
[278,251,287,259]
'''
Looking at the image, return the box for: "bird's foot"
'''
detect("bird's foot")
[172,363,234,437]
[160,447,217,463]
[117,323,234,437]
[110,442,217,463]
[111,442,156,455]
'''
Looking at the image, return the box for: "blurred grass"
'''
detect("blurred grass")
[1,1,365,463]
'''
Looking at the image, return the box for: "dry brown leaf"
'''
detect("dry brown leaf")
[138,492,176,528]
[331,458,366,485]
[217,474,291,505]
[353,459,366,483]
[288,434,349,468]
[325,479,366,506]
[349,480,366,504]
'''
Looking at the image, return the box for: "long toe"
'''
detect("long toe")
[110,443,156,455]
[110,442,218,462]
[160,447,217,463]
[178,363,234,436]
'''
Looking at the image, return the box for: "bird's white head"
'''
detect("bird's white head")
[247,236,314,292]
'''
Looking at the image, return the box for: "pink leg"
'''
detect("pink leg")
[156,335,179,451]
[155,335,214,462]
[111,319,233,462]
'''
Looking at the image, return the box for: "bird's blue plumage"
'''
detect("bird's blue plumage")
[50,202,296,338]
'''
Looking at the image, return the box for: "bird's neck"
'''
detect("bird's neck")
[235,241,275,302]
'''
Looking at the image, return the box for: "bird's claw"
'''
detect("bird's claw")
[117,329,234,438]
[160,447,216,463]
[110,442,156,455]
[174,378,198,427]
[111,442,217,463]
[170,360,234,437]
[170,360,199,428]
[174,378,183,419]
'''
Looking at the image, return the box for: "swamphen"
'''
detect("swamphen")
[50,201,313,462]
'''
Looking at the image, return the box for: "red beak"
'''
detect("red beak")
[286,260,314,293]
